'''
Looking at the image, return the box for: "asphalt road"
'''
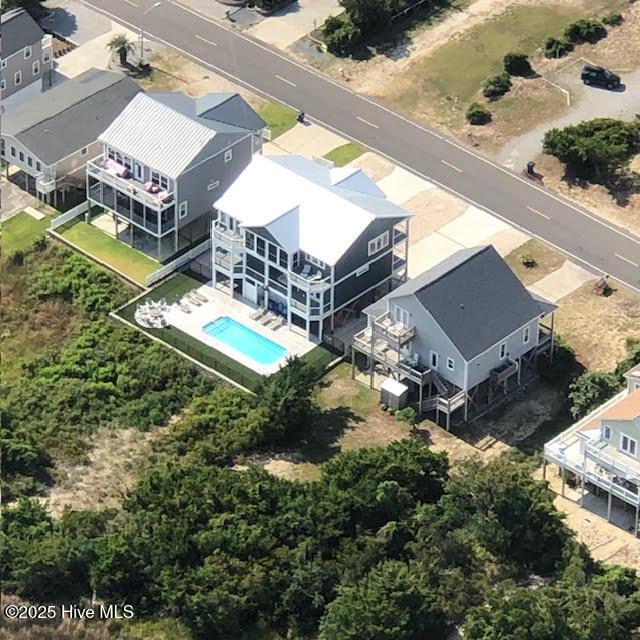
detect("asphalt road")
[85,0,640,292]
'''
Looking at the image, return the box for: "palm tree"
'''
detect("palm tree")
[106,34,136,67]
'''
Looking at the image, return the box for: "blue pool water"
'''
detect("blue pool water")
[202,316,287,366]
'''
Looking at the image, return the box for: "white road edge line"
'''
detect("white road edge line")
[614,253,639,268]
[441,160,462,173]
[162,0,640,249]
[122,0,137,6]
[195,34,217,46]
[275,74,296,87]
[357,116,379,129]
[77,0,640,297]
[526,206,550,220]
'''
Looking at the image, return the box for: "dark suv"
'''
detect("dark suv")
[581,65,621,89]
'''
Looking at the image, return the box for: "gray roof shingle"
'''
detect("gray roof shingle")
[3,69,141,166]
[367,245,555,360]
[1,9,44,59]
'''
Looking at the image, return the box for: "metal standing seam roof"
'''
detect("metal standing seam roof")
[1,9,44,59]
[214,154,411,266]
[366,245,555,361]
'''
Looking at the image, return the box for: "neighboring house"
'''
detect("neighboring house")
[352,245,557,426]
[1,68,141,205]
[0,8,53,110]
[87,91,266,262]
[211,154,411,342]
[544,364,640,535]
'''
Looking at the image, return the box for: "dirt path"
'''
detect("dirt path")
[346,0,540,93]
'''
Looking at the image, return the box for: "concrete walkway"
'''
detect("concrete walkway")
[377,166,434,205]
[270,122,346,157]
[528,260,595,303]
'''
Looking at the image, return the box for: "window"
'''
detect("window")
[621,434,637,457]
[368,230,390,256]
[207,180,220,191]
[0,79,5,91]
[81,147,88,156]
[499,342,507,359]
[603,425,611,440]
[268,244,278,264]
[10,146,16,158]
[523,326,530,345]
[27,156,33,167]
[32,60,40,76]
[107,148,115,160]
[356,265,369,277]
[24,46,32,59]
[447,357,455,372]
[43,50,51,64]
[430,351,439,369]
[307,254,325,268]
[36,161,41,171]
[179,201,188,219]
[14,70,22,86]
[19,151,24,162]
[394,306,410,327]
[224,149,233,163]
[0,58,6,69]
[279,249,288,269]
[245,231,255,251]
[151,171,168,190]
[256,237,265,256]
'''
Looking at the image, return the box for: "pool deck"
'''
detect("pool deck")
[165,283,317,375]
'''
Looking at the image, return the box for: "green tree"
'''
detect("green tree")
[106,34,136,66]
[482,72,512,98]
[564,18,607,44]
[568,371,621,418]
[319,561,447,640]
[466,103,492,125]
[503,52,532,76]
[543,118,640,183]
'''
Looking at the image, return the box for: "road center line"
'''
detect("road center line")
[356,116,379,129]
[440,160,463,173]
[527,206,550,220]
[275,74,296,87]
[614,253,639,267]
[195,34,217,46]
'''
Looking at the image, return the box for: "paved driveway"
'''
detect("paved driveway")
[42,0,111,45]
[499,62,640,169]
[1,177,36,221]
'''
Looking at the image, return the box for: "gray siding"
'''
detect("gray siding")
[334,217,401,281]
[389,294,466,390]
[334,251,392,308]
[601,419,640,461]
[1,36,52,102]
[176,135,253,231]
[466,316,540,388]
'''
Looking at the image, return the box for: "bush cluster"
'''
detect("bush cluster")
[503,51,531,76]
[602,11,623,27]
[465,102,492,125]
[481,72,512,99]
[322,15,361,56]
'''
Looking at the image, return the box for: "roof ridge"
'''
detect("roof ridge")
[414,245,489,294]
[140,92,216,139]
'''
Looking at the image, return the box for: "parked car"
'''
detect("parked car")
[580,65,621,89]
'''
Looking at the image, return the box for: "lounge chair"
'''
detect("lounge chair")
[270,316,285,330]
[250,308,266,321]
[300,264,312,278]
[178,303,191,314]
[261,311,277,325]
[187,294,202,306]
[192,292,208,303]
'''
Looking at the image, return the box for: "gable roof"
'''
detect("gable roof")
[2,68,141,166]
[1,9,43,59]
[99,92,262,179]
[214,154,411,265]
[600,389,640,422]
[367,245,555,361]
[196,93,266,132]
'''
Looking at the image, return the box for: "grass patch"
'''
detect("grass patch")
[505,238,566,287]
[259,102,298,139]
[318,362,379,418]
[1,211,50,256]
[116,274,263,391]
[324,142,366,167]
[60,221,158,285]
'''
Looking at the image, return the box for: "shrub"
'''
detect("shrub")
[520,253,536,268]
[503,52,531,76]
[323,15,361,56]
[564,18,607,44]
[602,11,623,27]
[568,371,621,418]
[465,103,492,125]
[481,72,512,99]
[395,407,417,424]
[9,250,24,266]
[544,36,573,59]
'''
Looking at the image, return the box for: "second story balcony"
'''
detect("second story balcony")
[87,157,174,210]
[289,261,331,293]
[372,311,415,347]
[212,223,244,249]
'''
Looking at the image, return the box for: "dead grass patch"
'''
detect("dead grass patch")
[554,279,640,371]
[505,238,566,286]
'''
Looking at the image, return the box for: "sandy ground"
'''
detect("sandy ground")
[43,426,162,517]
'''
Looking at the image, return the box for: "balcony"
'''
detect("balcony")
[36,174,56,194]
[213,223,244,248]
[87,158,174,210]
[490,358,518,385]
[290,263,331,293]
[373,312,415,346]
[214,248,243,274]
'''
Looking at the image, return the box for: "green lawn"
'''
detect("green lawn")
[259,102,298,139]
[1,211,50,257]
[60,221,158,285]
[324,142,366,167]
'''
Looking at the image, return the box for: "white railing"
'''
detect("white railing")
[50,200,88,230]
[586,441,640,484]
[145,238,211,287]
[36,174,56,194]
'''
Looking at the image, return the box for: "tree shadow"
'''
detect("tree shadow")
[39,8,78,41]
[559,166,640,207]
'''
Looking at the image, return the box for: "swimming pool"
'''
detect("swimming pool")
[202,316,287,366]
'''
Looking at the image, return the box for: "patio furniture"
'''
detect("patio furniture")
[270,316,285,330]
[187,294,202,306]
[178,303,191,314]
[250,308,266,320]
[144,181,160,194]
[300,264,312,278]
[261,311,277,325]
[192,292,208,303]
